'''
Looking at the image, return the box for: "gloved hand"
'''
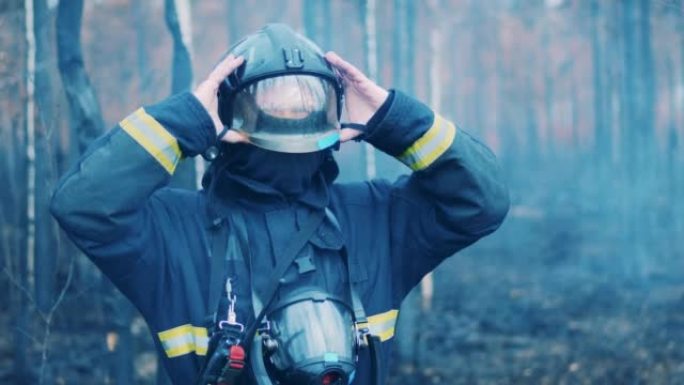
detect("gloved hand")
[193,54,248,144]
[325,52,390,143]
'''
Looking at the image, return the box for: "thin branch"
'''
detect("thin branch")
[38,254,75,385]
[14,326,41,347]
[47,254,74,319]
[3,267,38,310]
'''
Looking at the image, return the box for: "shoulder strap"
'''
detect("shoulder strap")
[208,209,251,327]
[208,218,229,324]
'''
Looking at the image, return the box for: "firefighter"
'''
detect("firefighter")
[51,24,509,385]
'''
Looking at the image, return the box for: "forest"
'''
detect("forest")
[1,0,683,384]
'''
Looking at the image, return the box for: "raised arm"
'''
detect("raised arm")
[326,52,509,301]
[371,92,509,298]
[50,56,244,287]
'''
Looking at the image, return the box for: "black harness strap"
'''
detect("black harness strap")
[205,207,326,345]
[208,217,229,324]
[245,209,326,340]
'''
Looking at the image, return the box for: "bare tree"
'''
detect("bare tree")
[619,0,656,278]
[132,1,152,102]
[590,0,610,160]
[56,0,103,153]
[25,0,36,309]
[165,0,198,189]
[11,1,37,383]
[362,0,378,180]
[33,0,58,316]
[303,0,320,43]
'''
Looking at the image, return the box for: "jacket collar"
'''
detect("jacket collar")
[203,155,339,220]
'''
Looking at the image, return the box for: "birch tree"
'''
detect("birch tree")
[363,0,377,180]
[13,1,37,383]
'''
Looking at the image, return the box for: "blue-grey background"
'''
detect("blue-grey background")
[0,0,682,384]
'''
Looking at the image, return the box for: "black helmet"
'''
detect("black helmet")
[217,24,343,153]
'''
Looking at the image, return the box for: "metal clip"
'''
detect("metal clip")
[219,278,245,333]
[355,322,371,348]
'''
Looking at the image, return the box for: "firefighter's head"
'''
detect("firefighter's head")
[216,23,342,154]
[204,24,341,197]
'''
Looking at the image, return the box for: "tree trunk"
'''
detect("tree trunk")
[570,63,579,148]
[392,0,406,91]
[590,0,609,160]
[25,0,36,306]
[56,0,102,303]
[524,63,539,160]
[363,0,377,180]
[33,0,57,317]
[375,0,408,181]
[165,0,197,189]
[470,0,486,136]
[14,3,37,382]
[56,0,104,154]
[320,0,331,49]
[542,15,554,158]
[619,0,655,279]
[226,0,243,44]
[132,1,152,101]
[494,16,513,158]
[303,0,319,43]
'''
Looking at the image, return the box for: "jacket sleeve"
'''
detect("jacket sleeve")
[50,92,215,307]
[363,91,510,302]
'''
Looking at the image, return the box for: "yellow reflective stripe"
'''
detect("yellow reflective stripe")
[158,324,192,340]
[368,309,398,325]
[119,108,181,174]
[368,309,398,342]
[376,327,396,342]
[158,324,208,358]
[398,115,457,171]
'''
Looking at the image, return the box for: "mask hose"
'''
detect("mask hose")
[368,335,383,385]
[250,334,273,385]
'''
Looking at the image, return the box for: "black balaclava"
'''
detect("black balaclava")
[219,143,326,198]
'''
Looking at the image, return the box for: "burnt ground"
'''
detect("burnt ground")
[389,206,684,385]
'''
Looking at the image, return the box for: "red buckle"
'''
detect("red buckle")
[228,345,245,370]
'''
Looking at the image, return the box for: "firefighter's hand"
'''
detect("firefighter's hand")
[325,51,389,142]
[193,54,248,144]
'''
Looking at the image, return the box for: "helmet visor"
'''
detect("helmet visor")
[231,75,340,153]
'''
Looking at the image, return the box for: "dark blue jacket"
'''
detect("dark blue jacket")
[50,90,509,385]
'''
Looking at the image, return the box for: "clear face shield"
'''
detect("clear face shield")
[231,75,341,153]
